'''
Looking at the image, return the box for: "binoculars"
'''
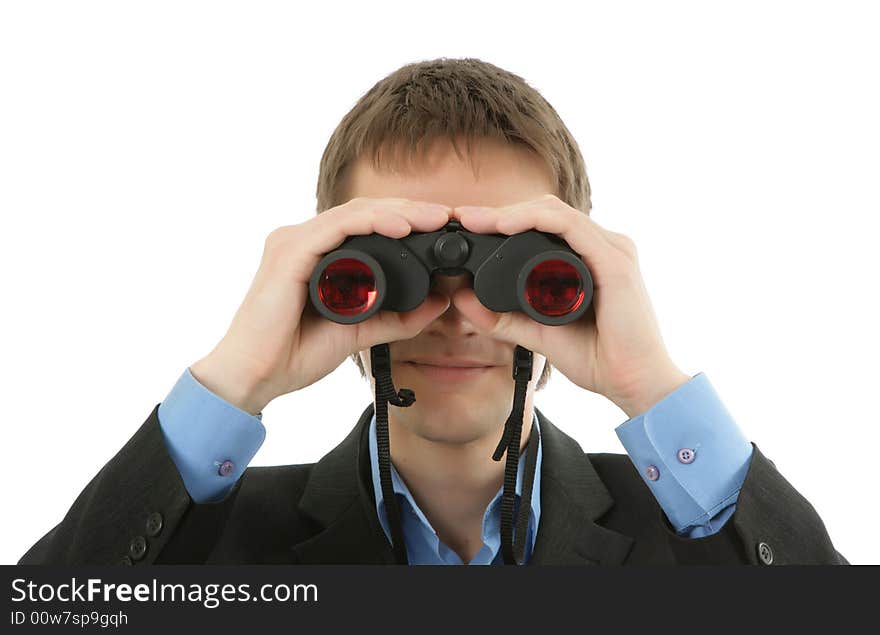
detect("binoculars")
[308,220,593,326]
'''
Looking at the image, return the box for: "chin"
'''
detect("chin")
[404,405,504,444]
[391,364,512,419]
[389,376,513,445]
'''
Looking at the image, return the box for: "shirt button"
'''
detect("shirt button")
[677,448,696,464]
[218,460,235,477]
[757,541,774,565]
[645,465,660,481]
[129,536,147,561]
[145,512,163,537]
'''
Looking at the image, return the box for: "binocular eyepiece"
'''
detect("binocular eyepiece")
[309,220,593,326]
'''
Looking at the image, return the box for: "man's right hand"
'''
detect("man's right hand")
[190,197,453,415]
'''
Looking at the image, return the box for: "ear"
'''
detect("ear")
[536,362,552,390]
[350,351,367,379]
[533,353,549,390]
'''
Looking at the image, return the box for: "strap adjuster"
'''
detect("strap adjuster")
[512,345,533,381]
[371,343,391,377]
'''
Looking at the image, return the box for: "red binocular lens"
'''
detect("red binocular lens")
[317,258,378,316]
[523,259,585,317]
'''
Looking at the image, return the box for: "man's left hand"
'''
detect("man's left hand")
[452,195,691,419]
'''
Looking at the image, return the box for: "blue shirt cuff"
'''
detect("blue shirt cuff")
[614,372,753,535]
[157,367,266,503]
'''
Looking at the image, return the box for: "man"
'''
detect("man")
[20,58,846,565]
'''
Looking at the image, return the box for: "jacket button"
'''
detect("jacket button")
[146,512,164,537]
[757,541,774,565]
[129,536,148,561]
[119,556,133,566]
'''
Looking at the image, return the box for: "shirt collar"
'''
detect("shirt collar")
[368,411,542,564]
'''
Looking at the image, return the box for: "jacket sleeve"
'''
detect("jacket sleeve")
[18,404,243,565]
[661,442,849,565]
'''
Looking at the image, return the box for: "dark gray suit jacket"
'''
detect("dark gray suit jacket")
[20,403,848,565]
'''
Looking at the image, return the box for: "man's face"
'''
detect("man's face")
[348,137,553,446]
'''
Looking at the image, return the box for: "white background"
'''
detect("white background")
[1,0,877,565]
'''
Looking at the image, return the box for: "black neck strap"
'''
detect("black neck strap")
[492,345,536,565]
[371,343,538,565]
[371,344,414,565]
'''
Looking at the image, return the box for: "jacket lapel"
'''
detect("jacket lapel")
[292,403,633,565]
[292,403,396,564]
[530,409,634,565]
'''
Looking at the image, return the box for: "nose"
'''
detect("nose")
[424,273,477,337]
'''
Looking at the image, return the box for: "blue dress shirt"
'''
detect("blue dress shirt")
[614,372,753,537]
[367,412,542,564]
[157,367,753,562]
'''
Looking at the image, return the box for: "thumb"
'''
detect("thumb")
[452,287,545,352]
[354,291,451,350]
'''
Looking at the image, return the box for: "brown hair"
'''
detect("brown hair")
[315,57,592,390]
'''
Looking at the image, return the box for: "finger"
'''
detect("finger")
[354,291,452,351]
[261,199,452,287]
[460,199,626,289]
[453,205,505,234]
[454,198,551,232]
[274,198,452,263]
[451,287,548,354]
[324,197,452,241]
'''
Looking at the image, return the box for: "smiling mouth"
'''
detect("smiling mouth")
[401,361,498,381]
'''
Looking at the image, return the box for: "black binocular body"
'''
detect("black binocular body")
[309,220,593,326]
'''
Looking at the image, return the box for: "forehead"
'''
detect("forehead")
[344,137,557,208]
